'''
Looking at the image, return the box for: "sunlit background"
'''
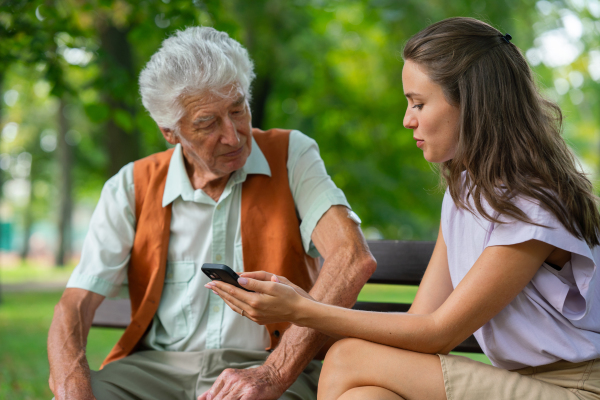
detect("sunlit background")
[2,0,600,268]
[2,0,600,398]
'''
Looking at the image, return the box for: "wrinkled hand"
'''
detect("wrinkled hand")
[205,272,310,326]
[197,364,286,400]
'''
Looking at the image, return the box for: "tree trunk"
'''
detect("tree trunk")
[0,70,3,303]
[55,98,72,267]
[249,74,271,130]
[20,173,34,261]
[99,23,139,178]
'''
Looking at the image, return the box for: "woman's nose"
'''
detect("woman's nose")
[403,110,417,130]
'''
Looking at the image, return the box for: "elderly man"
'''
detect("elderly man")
[48,27,376,400]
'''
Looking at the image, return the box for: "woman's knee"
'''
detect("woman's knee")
[338,386,404,400]
[323,338,369,370]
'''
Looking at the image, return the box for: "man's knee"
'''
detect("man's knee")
[90,369,131,400]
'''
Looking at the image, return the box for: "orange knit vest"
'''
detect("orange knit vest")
[101,129,320,367]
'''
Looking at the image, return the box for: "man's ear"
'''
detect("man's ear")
[159,126,179,145]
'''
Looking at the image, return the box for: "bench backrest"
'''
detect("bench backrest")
[354,240,481,353]
[92,240,482,353]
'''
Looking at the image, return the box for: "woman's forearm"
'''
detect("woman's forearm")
[295,298,455,354]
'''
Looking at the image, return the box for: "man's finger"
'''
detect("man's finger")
[203,374,227,400]
[211,370,240,400]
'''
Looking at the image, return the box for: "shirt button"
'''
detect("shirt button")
[216,204,222,210]
[216,254,222,261]
[167,273,173,279]
[213,306,220,312]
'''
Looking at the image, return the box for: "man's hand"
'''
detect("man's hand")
[202,205,376,400]
[198,364,286,400]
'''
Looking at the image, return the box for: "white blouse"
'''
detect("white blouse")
[442,188,600,370]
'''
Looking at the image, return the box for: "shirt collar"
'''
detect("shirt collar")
[162,137,271,207]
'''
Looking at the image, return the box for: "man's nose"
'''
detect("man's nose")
[220,115,240,146]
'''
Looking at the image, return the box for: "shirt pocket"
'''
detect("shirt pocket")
[155,261,195,345]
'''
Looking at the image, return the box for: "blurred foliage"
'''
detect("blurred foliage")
[1,0,599,249]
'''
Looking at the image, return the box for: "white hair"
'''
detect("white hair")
[139,27,255,130]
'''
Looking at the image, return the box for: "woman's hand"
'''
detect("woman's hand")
[205,272,313,326]
[239,271,316,301]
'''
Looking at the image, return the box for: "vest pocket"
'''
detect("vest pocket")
[155,261,195,345]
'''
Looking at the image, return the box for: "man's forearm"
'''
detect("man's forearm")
[48,289,102,399]
[263,244,376,385]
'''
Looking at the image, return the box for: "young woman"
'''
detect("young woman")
[206,17,600,400]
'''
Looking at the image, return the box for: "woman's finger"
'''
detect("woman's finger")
[207,280,258,301]
[210,283,253,311]
[239,271,274,281]
[237,277,280,295]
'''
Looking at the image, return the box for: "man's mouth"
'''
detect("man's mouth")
[223,146,244,157]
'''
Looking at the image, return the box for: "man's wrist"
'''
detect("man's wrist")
[262,358,296,388]
[51,368,94,399]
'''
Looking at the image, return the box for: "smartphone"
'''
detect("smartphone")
[201,263,254,292]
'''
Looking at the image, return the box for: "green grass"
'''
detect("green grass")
[0,262,76,284]
[0,291,122,400]
[0,284,489,399]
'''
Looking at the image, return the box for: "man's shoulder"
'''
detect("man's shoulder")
[134,147,176,171]
[251,127,292,146]
[252,128,316,152]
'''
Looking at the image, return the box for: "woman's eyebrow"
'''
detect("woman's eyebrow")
[404,92,421,99]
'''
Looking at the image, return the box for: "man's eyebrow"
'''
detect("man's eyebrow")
[193,115,215,125]
[231,95,245,106]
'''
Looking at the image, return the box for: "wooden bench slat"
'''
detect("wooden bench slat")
[366,240,435,285]
[93,298,130,328]
[453,335,482,353]
[353,301,411,313]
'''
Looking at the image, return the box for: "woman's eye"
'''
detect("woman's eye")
[412,104,424,110]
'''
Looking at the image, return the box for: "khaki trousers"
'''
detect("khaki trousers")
[89,348,321,400]
[440,354,600,400]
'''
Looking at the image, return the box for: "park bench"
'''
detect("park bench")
[92,240,482,353]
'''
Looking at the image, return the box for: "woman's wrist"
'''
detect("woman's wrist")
[292,296,320,328]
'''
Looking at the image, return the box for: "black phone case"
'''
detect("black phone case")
[201,263,254,292]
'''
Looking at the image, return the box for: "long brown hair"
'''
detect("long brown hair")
[403,17,600,246]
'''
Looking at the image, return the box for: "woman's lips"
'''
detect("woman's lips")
[414,138,424,149]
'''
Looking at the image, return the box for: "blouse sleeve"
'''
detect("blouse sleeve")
[485,196,600,331]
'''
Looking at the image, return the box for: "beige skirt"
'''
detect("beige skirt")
[439,354,600,400]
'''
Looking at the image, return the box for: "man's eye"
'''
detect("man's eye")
[198,121,215,130]
[412,104,424,110]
